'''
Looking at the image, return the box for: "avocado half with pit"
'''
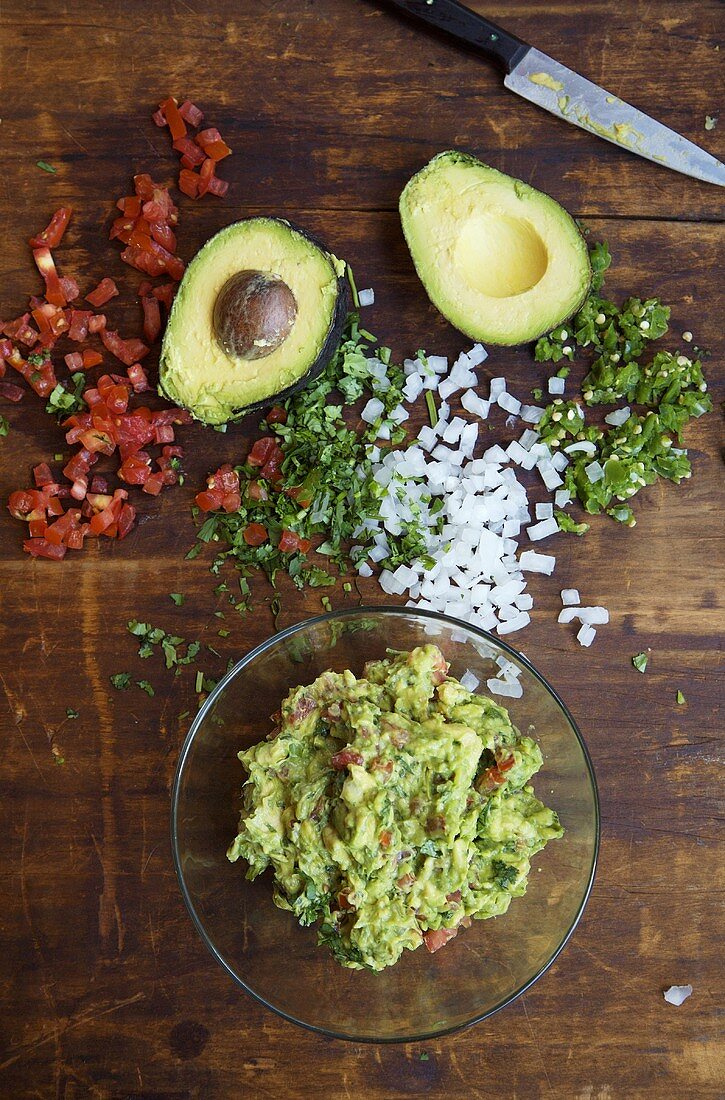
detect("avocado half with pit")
[399,151,591,346]
[159,217,347,424]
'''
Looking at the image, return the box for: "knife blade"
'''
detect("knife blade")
[382,0,725,188]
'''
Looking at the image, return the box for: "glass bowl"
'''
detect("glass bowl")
[171,607,599,1042]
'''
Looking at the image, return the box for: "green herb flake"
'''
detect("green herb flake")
[531,387,543,401]
[419,1053,430,1062]
[65,707,79,719]
[178,710,190,721]
[704,114,717,131]
[169,593,184,606]
[195,670,204,693]
[425,389,438,427]
[218,628,230,637]
[321,595,332,613]
[36,160,57,173]
[0,415,9,438]
[136,680,155,697]
[110,672,131,690]
[676,690,686,705]
[632,652,648,673]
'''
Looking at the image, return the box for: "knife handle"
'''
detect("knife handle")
[382,0,530,73]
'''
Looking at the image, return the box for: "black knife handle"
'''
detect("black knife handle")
[382,0,530,74]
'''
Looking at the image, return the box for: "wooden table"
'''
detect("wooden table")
[1,2,722,1096]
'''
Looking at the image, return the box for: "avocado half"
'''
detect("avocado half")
[399,151,591,346]
[159,217,348,424]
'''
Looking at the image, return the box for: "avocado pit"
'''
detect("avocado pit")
[213,270,298,360]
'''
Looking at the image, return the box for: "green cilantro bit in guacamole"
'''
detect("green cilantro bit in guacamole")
[228,645,563,972]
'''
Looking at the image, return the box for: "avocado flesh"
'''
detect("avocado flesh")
[159,217,346,424]
[400,151,591,346]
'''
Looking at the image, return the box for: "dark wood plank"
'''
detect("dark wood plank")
[0,1,723,1097]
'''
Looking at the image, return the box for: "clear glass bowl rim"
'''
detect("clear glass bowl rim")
[170,605,601,1043]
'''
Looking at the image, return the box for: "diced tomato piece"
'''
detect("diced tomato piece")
[331,749,364,770]
[85,492,113,512]
[423,927,459,954]
[178,99,204,127]
[33,463,53,487]
[64,351,84,372]
[120,245,164,279]
[247,437,279,468]
[89,476,108,494]
[46,494,65,516]
[247,480,268,502]
[266,406,287,425]
[82,387,101,407]
[63,449,95,483]
[68,309,92,342]
[106,384,130,414]
[8,489,41,518]
[32,247,66,306]
[59,276,79,302]
[32,302,68,339]
[172,136,205,167]
[278,529,311,554]
[133,174,159,201]
[195,128,231,161]
[0,381,25,402]
[81,349,102,369]
[207,176,229,197]
[23,537,66,560]
[0,338,13,360]
[152,282,176,308]
[142,472,164,496]
[153,423,175,445]
[152,107,167,128]
[79,428,115,455]
[112,411,155,454]
[243,522,268,546]
[159,97,186,141]
[28,518,47,538]
[198,157,215,197]
[2,314,39,346]
[116,196,142,218]
[65,526,85,550]
[118,453,151,485]
[86,278,119,308]
[127,363,149,392]
[29,207,72,250]
[178,169,199,199]
[195,487,224,512]
[141,296,162,343]
[117,502,136,539]
[148,221,177,252]
[100,328,149,366]
[29,362,59,399]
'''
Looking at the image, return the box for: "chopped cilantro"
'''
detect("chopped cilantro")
[554,510,589,535]
[169,593,184,606]
[195,670,204,693]
[0,415,9,438]
[632,652,648,673]
[36,160,57,173]
[136,680,155,696]
[676,690,686,705]
[531,387,543,401]
[321,595,332,613]
[425,389,438,427]
[65,707,79,719]
[419,1053,430,1062]
[218,628,230,637]
[110,672,131,690]
[46,372,86,418]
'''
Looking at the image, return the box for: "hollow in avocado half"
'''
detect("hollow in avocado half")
[159,217,347,424]
[399,151,591,346]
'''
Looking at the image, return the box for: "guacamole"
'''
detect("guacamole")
[227,645,563,971]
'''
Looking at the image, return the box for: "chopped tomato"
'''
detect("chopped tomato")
[331,749,365,770]
[173,137,205,168]
[148,221,177,252]
[29,207,72,250]
[423,927,459,954]
[278,529,311,554]
[247,436,281,468]
[88,314,106,333]
[142,471,165,496]
[152,107,167,128]
[116,196,142,218]
[207,176,229,197]
[100,328,149,366]
[266,406,287,425]
[118,453,151,485]
[141,296,161,343]
[85,278,119,308]
[133,174,159,201]
[195,487,223,512]
[2,314,39,346]
[117,502,136,539]
[379,829,393,849]
[68,309,92,342]
[151,282,176,308]
[32,302,68,340]
[23,537,66,560]
[32,247,66,306]
[82,349,103,369]
[247,480,268,502]
[127,363,150,392]
[159,97,186,141]
[89,475,109,494]
[59,276,80,302]
[198,157,215,197]
[195,128,232,161]
[178,99,204,127]
[243,522,268,547]
[65,352,84,372]
[178,169,199,199]
[0,380,24,402]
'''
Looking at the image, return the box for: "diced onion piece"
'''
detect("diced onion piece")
[663,985,692,1006]
[604,406,631,427]
[561,588,580,606]
[460,670,480,691]
[577,623,596,647]
[358,288,375,306]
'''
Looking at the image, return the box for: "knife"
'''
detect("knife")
[382,0,725,188]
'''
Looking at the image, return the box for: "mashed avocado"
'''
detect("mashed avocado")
[228,645,563,971]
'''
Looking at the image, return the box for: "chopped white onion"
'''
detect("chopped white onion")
[358,288,375,306]
[604,406,631,427]
[498,392,521,415]
[361,397,384,423]
[663,985,692,1006]
[565,440,597,456]
[585,460,605,483]
[460,670,480,692]
[577,623,596,647]
[519,550,556,574]
[561,589,580,606]
[535,502,554,520]
[548,375,566,395]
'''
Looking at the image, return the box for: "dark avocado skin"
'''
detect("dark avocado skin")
[158,217,348,424]
[225,221,349,421]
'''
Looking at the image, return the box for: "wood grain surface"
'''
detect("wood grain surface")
[0,1,723,1097]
